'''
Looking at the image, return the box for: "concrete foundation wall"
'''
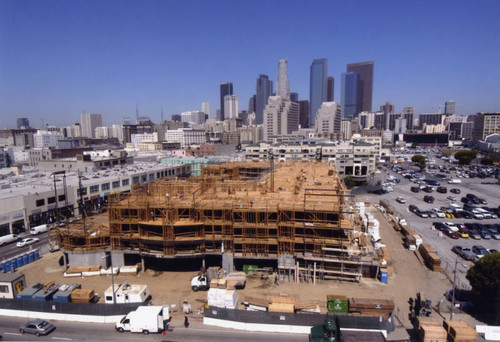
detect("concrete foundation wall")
[65,250,125,268]
[222,253,234,273]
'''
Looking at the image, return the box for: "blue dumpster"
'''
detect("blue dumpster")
[16,256,24,267]
[28,252,34,263]
[380,271,388,284]
[33,250,40,260]
[22,254,29,265]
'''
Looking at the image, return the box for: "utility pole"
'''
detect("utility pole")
[450,258,458,320]
[78,171,87,232]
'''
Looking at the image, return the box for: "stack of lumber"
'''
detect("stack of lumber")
[210,279,227,289]
[377,247,391,263]
[268,303,294,313]
[71,289,94,303]
[64,265,101,277]
[417,317,446,342]
[348,298,394,318]
[400,225,414,236]
[443,320,478,342]
[418,244,441,272]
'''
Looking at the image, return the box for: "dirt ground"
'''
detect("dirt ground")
[17,204,474,328]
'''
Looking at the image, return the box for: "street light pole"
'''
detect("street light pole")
[450,258,458,320]
[103,254,116,304]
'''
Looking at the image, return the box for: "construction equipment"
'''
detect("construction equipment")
[310,316,339,342]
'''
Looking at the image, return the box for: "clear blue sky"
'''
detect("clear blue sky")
[1,0,499,128]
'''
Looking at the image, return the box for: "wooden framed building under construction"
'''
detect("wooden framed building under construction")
[56,161,382,282]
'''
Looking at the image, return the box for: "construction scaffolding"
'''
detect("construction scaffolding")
[56,161,382,282]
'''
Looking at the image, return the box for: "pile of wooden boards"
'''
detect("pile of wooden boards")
[242,295,319,313]
[70,289,95,303]
[418,243,441,272]
[348,298,395,318]
[443,320,478,342]
[417,317,447,342]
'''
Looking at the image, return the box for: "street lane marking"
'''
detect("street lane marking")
[51,337,72,341]
[4,332,23,336]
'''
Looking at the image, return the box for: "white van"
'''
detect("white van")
[448,179,462,184]
[0,234,19,246]
[30,224,48,235]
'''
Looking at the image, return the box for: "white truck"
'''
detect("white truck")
[30,224,48,235]
[191,271,246,292]
[115,305,169,334]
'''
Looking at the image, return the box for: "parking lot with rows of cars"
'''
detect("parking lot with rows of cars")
[357,150,499,288]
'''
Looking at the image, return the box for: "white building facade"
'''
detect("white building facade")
[263,96,299,141]
[33,130,64,148]
[314,102,341,135]
[224,95,239,119]
[166,128,206,148]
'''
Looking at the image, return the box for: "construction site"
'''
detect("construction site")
[55,161,383,283]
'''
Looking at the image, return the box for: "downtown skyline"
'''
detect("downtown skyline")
[1,0,500,128]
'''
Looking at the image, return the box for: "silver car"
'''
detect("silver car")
[19,319,55,336]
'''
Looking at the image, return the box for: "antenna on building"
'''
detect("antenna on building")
[161,107,164,123]
[136,103,139,120]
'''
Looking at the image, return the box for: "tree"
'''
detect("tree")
[411,154,426,171]
[481,152,500,165]
[441,150,453,158]
[454,150,477,165]
[467,253,500,296]
[343,176,355,189]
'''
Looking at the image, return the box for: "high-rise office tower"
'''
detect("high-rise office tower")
[224,95,239,120]
[298,100,310,128]
[402,107,414,130]
[327,77,334,102]
[315,102,342,135]
[276,59,290,100]
[341,72,360,118]
[445,101,456,116]
[290,92,299,102]
[380,102,394,114]
[219,82,233,121]
[201,102,210,118]
[80,113,103,138]
[346,61,374,112]
[255,74,273,125]
[263,96,299,141]
[309,58,328,127]
[248,95,256,114]
[16,118,30,129]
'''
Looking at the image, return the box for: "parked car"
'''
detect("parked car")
[396,197,406,204]
[468,229,482,240]
[409,205,418,213]
[416,209,429,218]
[450,188,461,194]
[432,208,446,218]
[19,319,55,336]
[443,229,459,239]
[437,186,447,193]
[444,222,458,231]
[424,195,435,204]
[447,195,457,201]
[426,210,437,218]
[472,245,490,260]
[456,228,469,238]
[433,222,447,231]
[411,186,421,193]
[422,187,434,193]
[460,210,474,219]
[16,237,40,248]
[452,246,476,261]
[489,249,499,254]
[461,197,473,204]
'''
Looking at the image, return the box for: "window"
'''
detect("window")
[149,174,155,181]
[77,188,87,196]
[36,199,45,207]
[141,175,147,182]
[112,181,120,189]
[132,176,140,185]
[90,185,99,194]
[58,195,65,202]
[101,183,110,191]
[48,197,55,204]
[0,285,9,293]
[122,179,130,186]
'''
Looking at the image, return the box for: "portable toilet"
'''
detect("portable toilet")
[22,254,29,265]
[10,258,17,269]
[16,256,24,267]
[379,269,388,284]
[33,250,40,260]
[28,252,34,263]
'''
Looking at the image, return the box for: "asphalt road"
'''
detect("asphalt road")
[0,232,51,261]
[0,316,308,341]
[357,157,500,290]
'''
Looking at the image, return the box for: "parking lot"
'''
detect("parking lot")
[357,155,500,289]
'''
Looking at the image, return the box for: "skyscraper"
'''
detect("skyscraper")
[276,59,290,100]
[17,118,29,129]
[309,58,328,127]
[341,72,360,118]
[315,102,341,135]
[224,95,239,119]
[248,95,256,114]
[327,77,334,102]
[219,82,233,121]
[445,101,456,116]
[346,61,374,112]
[80,113,102,138]
[255,74,273,125]
[290,92,299,102]
[263,96,299,141]
[201,102,210,118]
[298,100,310,128]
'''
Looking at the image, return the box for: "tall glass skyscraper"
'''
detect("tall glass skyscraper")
[219,82,233,121]
[276,59,290,100]
[341,72,360,118]
[346,61,374,113]
[255,74,273,125]
[309,58,328,127]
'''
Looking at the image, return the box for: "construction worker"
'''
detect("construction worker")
[184,315,189,328]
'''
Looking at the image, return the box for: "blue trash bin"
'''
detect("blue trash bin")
[380,271,388,284]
